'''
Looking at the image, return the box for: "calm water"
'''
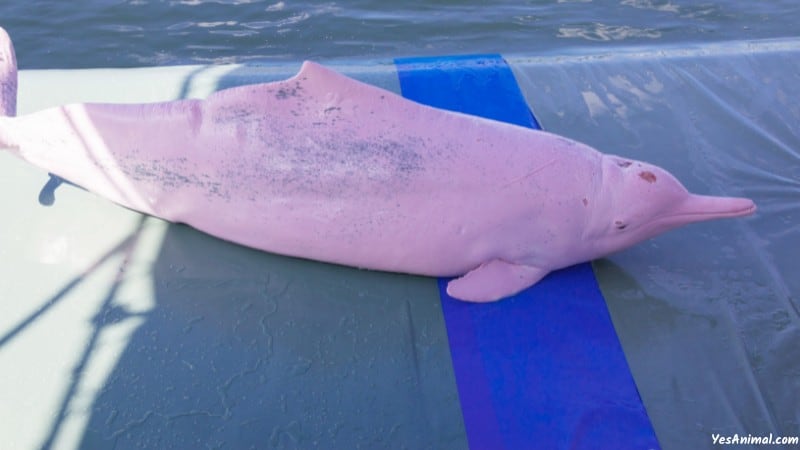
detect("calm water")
[1,0,799,69]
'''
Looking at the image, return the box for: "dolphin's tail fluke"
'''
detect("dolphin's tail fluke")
[0,26,17,118]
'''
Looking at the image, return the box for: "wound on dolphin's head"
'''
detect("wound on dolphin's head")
[639,171,657,183]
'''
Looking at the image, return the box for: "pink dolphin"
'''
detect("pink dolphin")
[0,28,754,302]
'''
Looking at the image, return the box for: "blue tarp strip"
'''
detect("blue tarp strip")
[395,54,660,450]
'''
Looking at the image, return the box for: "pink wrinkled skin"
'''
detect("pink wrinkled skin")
[0,28,755,302]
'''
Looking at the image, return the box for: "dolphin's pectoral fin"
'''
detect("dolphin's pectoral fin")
[446,260,549,303]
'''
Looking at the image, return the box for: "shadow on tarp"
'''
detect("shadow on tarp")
[74,223,466,449]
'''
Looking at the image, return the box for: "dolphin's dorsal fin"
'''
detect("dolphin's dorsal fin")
[293,60,385,98]
[265,60,420,119]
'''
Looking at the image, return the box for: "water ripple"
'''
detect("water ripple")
[1,0,798,68]
[557,23,662,41]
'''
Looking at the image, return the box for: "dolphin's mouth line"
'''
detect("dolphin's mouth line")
[656,202,757,224]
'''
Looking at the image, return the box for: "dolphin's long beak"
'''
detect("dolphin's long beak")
[673,194,757,223]
[644,194,756,239]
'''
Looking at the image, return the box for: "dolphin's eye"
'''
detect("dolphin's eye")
[616,160,633,168]
[614,220,628,230]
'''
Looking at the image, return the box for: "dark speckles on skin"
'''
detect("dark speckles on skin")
[213,133,427,202]
[345,140,421,176]
[121,155,228,200]
[111,83,427,207]
[275,89,291,100]
[214,106,258,125]
[274,81,304,100]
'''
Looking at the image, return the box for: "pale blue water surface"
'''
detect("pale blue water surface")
[2,0,799,68]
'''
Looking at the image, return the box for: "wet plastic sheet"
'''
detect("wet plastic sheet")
[508,40,800,449]
[396,55,658,450]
